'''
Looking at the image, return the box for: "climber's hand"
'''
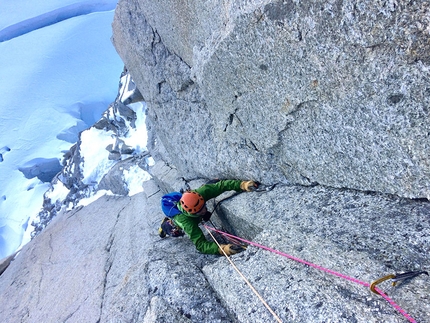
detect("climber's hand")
[240,180,257,192]
[219,244,239,256]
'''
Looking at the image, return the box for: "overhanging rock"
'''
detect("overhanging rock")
[112,0,430,199]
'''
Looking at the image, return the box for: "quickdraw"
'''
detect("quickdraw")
[370,274,396,295]
[371,271,429,295]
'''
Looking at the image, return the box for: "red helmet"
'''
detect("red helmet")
[180,191,205,214]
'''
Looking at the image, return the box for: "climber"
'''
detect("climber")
[162,179,257,256]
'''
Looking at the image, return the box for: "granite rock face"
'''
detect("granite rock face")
[206,184,430,322]
[0,183,233,323]
[2,2,429,323]
[1,172,428,323]
[150,162,430,323]
[112,0,430,199]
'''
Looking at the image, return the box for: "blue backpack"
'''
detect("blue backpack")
[159,192,184,238]
[160,192,182,218]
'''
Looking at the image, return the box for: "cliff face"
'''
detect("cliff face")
[108,1,430,321]
[1,1,429,323]
[112,0,430,199]
[0,183,232,323]
[0,170,429,323]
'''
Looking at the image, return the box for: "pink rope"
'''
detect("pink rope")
[204,225,417,323]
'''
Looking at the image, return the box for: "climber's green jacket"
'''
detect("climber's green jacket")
[173,179,243,254]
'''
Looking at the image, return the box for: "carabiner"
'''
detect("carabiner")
[370,271,429,294]
[370,274,395,295]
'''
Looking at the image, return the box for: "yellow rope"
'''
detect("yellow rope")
[205,226,283,323]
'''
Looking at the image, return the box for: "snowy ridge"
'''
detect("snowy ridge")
[32,72,153,236]
[0,1,123,259]
[0,1,117,42]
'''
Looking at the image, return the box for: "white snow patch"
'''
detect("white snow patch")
[124,102,148,154]
[123,165,151,196]
[80,127,116,185]
[77,189,115,207]
[0,2,124,258]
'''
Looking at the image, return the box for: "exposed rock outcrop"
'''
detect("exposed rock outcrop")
[1,1,429,323]
[34,70,149,236]
[112,0,430,200]
[0,169,428,322]
[0,182,233,323]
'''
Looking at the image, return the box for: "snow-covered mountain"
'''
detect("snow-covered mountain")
[0,1,129,259]
[33,71,153,236]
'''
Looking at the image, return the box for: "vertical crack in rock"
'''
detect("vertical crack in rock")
[157,81,166,94]
[47,233,54,264]
[97,204,127,322]
[37,267,44,306]
[192,263,238,323]
[35,234,54,307]
[146,189,161,199]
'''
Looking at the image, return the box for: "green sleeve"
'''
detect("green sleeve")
[174,213,220,254]
[195,179,242,201]
[173,179,243,255]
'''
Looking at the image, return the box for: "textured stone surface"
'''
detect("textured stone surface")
[149,162,430,323]
[0,196,129,322]
[3,1,429,323]
[112,0,430,199]
[206,184,430,322]
[0,182,232,323]
[2,172,427,323]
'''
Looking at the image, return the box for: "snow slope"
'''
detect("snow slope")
[0,1,124,259]
[0,1,117,42]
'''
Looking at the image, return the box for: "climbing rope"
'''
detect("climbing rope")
[204,226,283,323]
[204,224,418,323]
